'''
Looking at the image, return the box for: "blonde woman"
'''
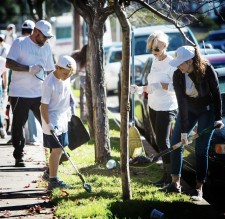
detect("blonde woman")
[131,31,178,186]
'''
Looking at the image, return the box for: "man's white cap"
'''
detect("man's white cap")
[22,20,35,30]
[35,20,54,37]
[169,46,195,67]
[57,55,77,73]
[7,24,15,29]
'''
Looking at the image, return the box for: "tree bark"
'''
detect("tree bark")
[115,1,132,200]
[88,24,111,162]
[72,0,114,163]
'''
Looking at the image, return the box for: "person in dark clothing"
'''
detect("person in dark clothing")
[162,46,224,201]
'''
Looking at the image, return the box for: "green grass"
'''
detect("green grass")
[47,90,216,218]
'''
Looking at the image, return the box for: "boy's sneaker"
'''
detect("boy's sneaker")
[42,170,50,181]
[191,189,203,201]
[160,182,182,193]
[47,178,72,191]
[0,128,7,139]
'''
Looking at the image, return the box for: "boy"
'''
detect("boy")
[40,55,76,191]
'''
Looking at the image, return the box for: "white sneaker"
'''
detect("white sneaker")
[0,128,7,139]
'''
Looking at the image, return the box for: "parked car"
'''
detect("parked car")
[103,41,122,65]
[133,53,225,186]
[104,46,122,93]
[200,29,225,52]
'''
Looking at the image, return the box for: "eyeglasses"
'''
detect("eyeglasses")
[149,47,160,52]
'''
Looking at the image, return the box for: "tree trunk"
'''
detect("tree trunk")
[88,24,111,162]
[115,1,132,200]
[72,1,113,163]
[85,47,94,138]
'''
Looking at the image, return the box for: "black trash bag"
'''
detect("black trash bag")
[68,115,90,150]
[129,155,153,166]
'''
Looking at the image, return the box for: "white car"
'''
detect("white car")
[104,46,122,93]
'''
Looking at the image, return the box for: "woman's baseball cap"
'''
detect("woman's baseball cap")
[57,55,77,74]
[169,46,195,67]
[22,20,35,30]
[35,20,54,37]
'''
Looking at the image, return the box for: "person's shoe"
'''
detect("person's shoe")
[47,178,72,191]
[0,127,7,139]
[42,169,50,181]
[191,189,203,201]
[160,182,181,193]
[15,158,25,167]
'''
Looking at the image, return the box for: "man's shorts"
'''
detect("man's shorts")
[43,132,68,148]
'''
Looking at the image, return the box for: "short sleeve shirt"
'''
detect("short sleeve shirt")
[7,36,55,97]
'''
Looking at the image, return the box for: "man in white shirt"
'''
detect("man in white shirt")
[6,20,55,167]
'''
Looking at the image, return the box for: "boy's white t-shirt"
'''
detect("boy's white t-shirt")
[147,55,178,111]
[7,36,55,98]
[41,72,71,135]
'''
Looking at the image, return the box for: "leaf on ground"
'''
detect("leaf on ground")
[28,205,45,214]
[61,190,69,197]
[3,210,12,216]
[41,195,51,200]
[24,184,30,188]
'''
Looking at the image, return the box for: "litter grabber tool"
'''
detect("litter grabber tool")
[130,124,220,167]
[50,130,92,193]
[129,30,145,158]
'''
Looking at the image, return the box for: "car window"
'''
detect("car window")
[219,76,225,93]
[212,62,225,69]
[134,31,194,56]
[109,51,122,63]
[206,33,225,41]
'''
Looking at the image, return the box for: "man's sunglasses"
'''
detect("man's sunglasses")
[149,48,160,52]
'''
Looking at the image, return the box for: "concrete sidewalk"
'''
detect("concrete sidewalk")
[0,135,53,218]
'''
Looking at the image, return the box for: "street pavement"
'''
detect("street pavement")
[0,135,53,218]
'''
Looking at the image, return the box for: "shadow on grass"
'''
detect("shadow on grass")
[108,200,220,219]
